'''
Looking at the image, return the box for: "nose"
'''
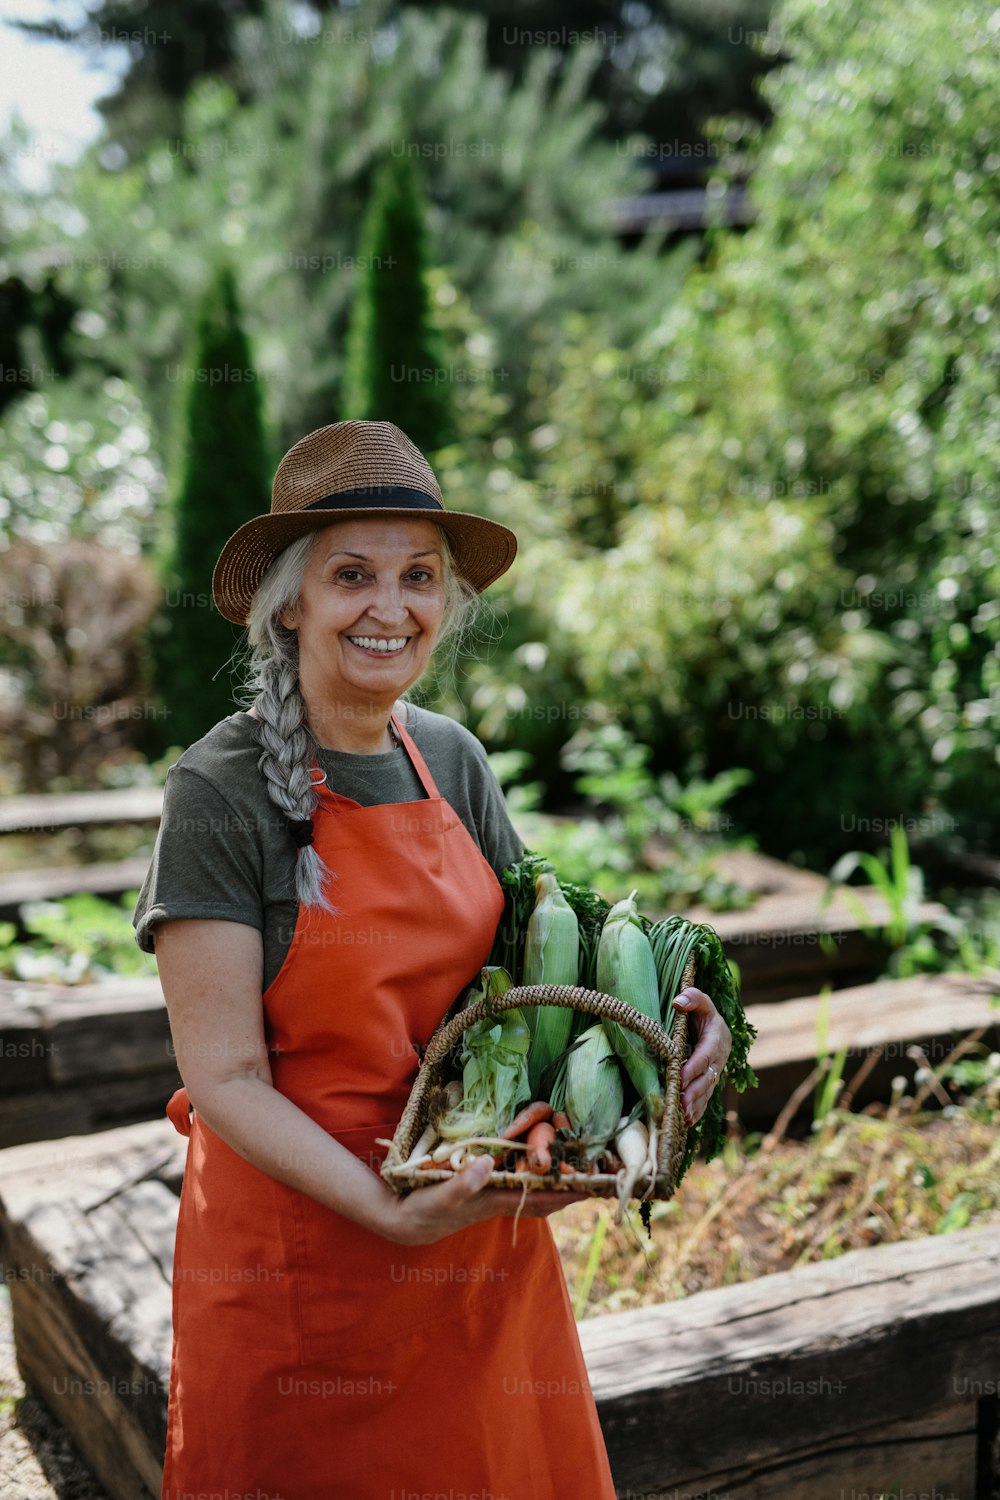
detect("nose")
[364,576,410,627]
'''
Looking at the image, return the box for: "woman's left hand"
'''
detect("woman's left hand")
[672,987,732,1128]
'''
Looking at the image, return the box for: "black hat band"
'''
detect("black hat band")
[304,486,443,514]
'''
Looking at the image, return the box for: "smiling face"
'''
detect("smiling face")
[279,517,448,729]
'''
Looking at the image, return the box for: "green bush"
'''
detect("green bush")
[147,263,271,750]
[452,0,1000,866]
[342,152,456,453]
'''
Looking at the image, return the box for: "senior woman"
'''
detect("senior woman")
[133,420,732,1499]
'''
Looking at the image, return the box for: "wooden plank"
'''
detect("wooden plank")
[0,996,50,1092]
[0,1119,186,1500]
[0,787,164,836]
[3,1118,998,1497]
[0,1117,187,1209]
[0,977,171,1090]
[0,976,179,1148]
[691,887,950,1001]
[580,1222,1000,1492]
[0,857,151,917]
[0,1072,181,1150]
[737,967,1000,1125]
[683,1400,978,1499]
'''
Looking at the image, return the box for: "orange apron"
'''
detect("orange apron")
[162,712,617,1499]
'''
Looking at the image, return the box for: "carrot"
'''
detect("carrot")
[501,1101,552,1140]
[526,1121,556,1174]
[558,1160,576,1177]
[515,1155,533,1175]
[551,1110,571,1133]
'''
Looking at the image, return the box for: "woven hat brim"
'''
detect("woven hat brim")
[212,508,517,625]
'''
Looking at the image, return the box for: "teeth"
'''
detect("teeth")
[347,636,408,654]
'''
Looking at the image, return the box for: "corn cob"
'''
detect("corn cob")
[565,1023,625,1159]
[522,872,580,1096]
[596,890,665,1123]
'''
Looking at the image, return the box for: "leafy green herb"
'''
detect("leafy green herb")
[648,913,759,1172]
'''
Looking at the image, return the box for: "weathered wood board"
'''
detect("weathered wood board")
[0,787,164,836]
[2,1117,999,1500]
[0,977,179,1148]
[737,966,1000,1125]
[580,1221,1000,1497]
[0,857,152,919]
[0,1119,185,1499]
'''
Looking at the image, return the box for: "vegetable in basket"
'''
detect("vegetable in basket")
[596,890,665,1128]
[434,968,531,1142]
[521,872,580,1097]
[647,914,758,1174]
[565,1024,625,1160]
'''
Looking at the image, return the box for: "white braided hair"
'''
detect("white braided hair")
[243,528,481,914]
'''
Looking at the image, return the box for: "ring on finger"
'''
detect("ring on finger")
[707,1063,718,1087]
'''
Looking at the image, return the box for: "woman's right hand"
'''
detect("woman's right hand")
[378,1155,592,1246]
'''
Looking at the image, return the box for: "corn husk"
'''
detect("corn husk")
[565,1023,625,1159]
[596,890,665,1121]
[522,873,580,1096]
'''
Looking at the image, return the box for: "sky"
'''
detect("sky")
[0,0,122,172]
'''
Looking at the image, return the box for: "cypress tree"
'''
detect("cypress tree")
[341,152,456,454]
[148,263,271,751]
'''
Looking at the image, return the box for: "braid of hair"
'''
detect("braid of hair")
[250,614,339,915]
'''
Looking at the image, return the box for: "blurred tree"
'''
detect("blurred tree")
[0,272,78,416]
[147,263,271,749]
[14,0,265,159]
[0,537,160,792]
[342,152,456,453]
[33,8,687,458]
[16,0,776,160]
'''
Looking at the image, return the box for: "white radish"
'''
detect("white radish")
[432,1136,526,1164]
[643,1119,658,1200]
[401,1121,440,1169]
[614,1115,650,1224]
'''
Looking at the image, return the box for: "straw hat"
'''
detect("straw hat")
[211,420,517,625]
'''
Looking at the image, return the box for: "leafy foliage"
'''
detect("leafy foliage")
[0,892,157,982]
[342,152,457,452]
[454,0,1000,863]
[147,262,271,749]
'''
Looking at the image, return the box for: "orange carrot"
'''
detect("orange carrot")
[526,1121,557,1174]
[501,1101,553,1140]
[551,1110,571,1132]
[515,1155,533,1175]
[558,1160,576,1177]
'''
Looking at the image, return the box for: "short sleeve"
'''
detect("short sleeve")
[460,740,524,880]
[132,763,266,952]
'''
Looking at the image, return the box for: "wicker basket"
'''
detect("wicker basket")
[381,956,695,1203]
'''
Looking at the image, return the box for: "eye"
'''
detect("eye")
[406,568,436,584]
[336,567,367,584]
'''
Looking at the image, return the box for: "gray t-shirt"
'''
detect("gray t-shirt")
[132,702,523,992]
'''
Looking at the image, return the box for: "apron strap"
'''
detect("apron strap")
[391,711,441,800]
[301,711,443,805]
